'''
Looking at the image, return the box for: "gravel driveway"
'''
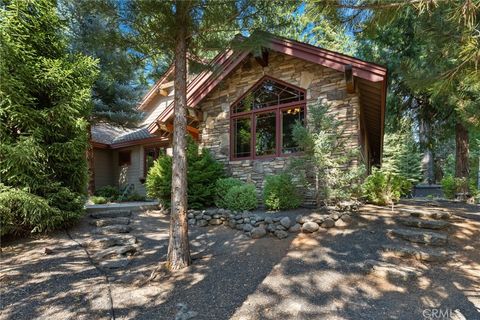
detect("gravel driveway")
[1,200,479,320]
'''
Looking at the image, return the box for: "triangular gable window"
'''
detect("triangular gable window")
[230,76,306,159]
[232,78,305,114]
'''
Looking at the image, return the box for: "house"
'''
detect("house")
[90,33,387,204]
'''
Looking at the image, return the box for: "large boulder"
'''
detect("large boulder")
[274,230,289,239]
[321,218,335,228]
[289,223,301,233]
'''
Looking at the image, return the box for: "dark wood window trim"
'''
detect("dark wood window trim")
[230,76,307,161]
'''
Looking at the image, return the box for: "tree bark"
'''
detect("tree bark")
[167,2,191,271]
[455,120,469,192]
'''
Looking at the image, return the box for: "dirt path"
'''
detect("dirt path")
[1,200,479,320]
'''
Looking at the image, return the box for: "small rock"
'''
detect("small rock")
[188,219,196,225]
[280,217,291,228]
[228,220,236,228]
[196,219,208,227]
[218,208,225,214]
[254,214,264,222]
[236,224,244,230]
[289,223,301,233]
[209,218,222,225]
[265,217,273,224]
[322,218,335,228]
[44,248,54,255]
[243,224,254,232]
[236,218,244,224]
[266,224,276,233]
[187,213,194,219]
[234,214,242,220]
[203,215,212,221]
[273,217,281,222]
[250,226,267,239]
[274,230,289,239]
[302,221,319,233]
[213,214,221,219]
[330,213,340,220]
[276,225,287,231]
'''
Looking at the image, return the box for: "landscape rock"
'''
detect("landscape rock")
[93,245,137,260]
[209,218,222,226]
[396,217,449,230]
[280,217,291,229]
[196,219,208,227]
[340,214,352,223]
[321,218,335,228]
[265,217,273,224]
[289,223,301,233]
[334,219,348,227]
[243,224,254,232]
[87,235,137,249]
[250,226,267,239]
[388,228,447,246]
[100,225,131,234]
[302,221,319,233]
[188,219,196,226]
[90,217,130,227]
[295,215,306,224]
[274,230,289,239]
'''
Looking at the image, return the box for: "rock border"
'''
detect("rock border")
[187,206,355,240]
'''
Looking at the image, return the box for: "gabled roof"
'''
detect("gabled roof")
[142,32,387,163]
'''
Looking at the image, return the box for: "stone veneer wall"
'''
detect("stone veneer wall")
[198,51,361,206]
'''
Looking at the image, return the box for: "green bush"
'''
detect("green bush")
[441,176,457,199]
[0,184,83,236]
[91,196,108,204]
[223,184,258,211]
[146,138,224,209]
[361,168,412,205]
[0,1,97,236]
[214,178,244,208]
[125,192,146,202]
[95,185,119,200]
[263,173,301,210]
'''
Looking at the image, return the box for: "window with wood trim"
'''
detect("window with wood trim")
[230,76,306,159]
[144,146,165,176]
[118,150,131,166]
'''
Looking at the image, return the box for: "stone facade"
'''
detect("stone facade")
[198,51,362,205]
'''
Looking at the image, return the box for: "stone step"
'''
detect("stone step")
[396,217,449,230]
[388,228,447,246]
[99,257,131,270]
[363,259,423,281]
[92,245,137,260]
[85,235,137,249]
[96,224,132,234]
[381,244,450,262]
[89,217,130,227]
[90,210,132,219]
[400,208,451,220]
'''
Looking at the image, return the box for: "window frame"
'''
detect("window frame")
[230,76,306,160]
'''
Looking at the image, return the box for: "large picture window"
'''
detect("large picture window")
[230,76,306,159]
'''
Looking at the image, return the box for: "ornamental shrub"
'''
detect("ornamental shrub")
[214,178,244,208]
[263,173,301,210]
[91,196,108,204]
[361,168,412,205]
[223,184,258,211]
[146,138,224,209]
[0,1,97,235]
[95,185,119,200]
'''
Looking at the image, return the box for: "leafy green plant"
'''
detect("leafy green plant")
[361,168,412,205]
[263,173,301,210]
[440,176,475,199]
[95,185,119,200]
[223,184,258,211]
[91,196,108,204]
[146,138,224,209]
[214,178,244,208]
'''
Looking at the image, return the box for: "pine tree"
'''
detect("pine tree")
[126,0,294,270]
[0,0,97,235]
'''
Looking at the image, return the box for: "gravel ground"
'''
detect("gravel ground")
[1,200,479,320]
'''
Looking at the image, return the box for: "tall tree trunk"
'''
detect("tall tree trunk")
[167,2,191,271]
[455,120,469,193]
